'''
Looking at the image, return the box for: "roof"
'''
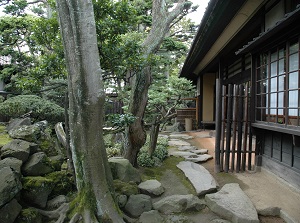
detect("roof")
[180,0,247,81]
[236,4,300,55]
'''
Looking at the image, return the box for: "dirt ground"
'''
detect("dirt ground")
[186,130,300,223]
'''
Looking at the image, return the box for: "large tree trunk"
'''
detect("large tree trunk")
[125,0,190,166]
[56,1,124,222]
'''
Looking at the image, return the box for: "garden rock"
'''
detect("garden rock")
[124,194,152,218]
[49,155,64,171]
[47,195,68,210]
[177,161,218,196]
[7,118,31,132]
[109,157,141,183]
[184,154,213,163]
[117,194,127,208]
[169,134,194,140]
[178,145,197,151]
[1,139,37,162]
[0,167,22,207]
[138,180,164,197]
[169,151,196,157]
[8,124,41,142]
[0,199,22,223]
[153,194,205,214]
[138,210,163,223]
[205,183,259,223]
[168,139,191,147]
[22,152,54,176]
[164,214,190,223]
[22,176,54,208]
[0,157,22,174]
[192,149,208,154]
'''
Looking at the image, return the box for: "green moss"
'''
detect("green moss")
[0,125,11,147]
[46,171,75,199]
[22,176,54,190]
[15,208,41,223]
[141,156,196,194]
[113,179,139,196]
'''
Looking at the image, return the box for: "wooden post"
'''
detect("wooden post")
[220,85,227,171]
[215,79,222,173]
[224,84,233,172]
[231,85,238,172]
[242,83,249,171]
[236,84,244,172]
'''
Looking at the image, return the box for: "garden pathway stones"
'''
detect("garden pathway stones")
[168,139,191,147]
[205,183,259,223]
[169,134,194,140]
[177,161,218,196]
[184,154,213,163]
[138,180,164,197]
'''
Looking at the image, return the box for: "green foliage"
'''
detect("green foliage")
[106,113,136,128]
[137,136,169,167]
[0,95,64,124]
[0,124,12,147]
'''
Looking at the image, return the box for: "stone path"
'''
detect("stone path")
[162,132,284,223]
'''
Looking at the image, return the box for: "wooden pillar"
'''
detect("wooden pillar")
[215,78,222,173]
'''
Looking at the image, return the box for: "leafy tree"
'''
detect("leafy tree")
[56,0,124,222]
[124,0,197,166]
[146,75,194,156]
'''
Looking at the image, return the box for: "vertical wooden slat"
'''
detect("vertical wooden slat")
[242,83,249,171]
[225,84,233,172]
[220,85,227,171]
[231,85,238,172]
[215,79,222,173]
[236,84,244,172]
[248,128,253,170]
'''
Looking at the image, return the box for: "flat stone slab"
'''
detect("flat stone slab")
[192,149,208,154]
[205,183,259,223]
[169,134,194,140]
[178,145,197,151]
[177,161,218,196]
[184,154,213,163]
[168,140,191,147]
[169,151,196,157]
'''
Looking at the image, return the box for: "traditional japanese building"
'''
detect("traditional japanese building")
[180,0,300,188]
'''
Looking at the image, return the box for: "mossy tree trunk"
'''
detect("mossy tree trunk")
[56,1,124,222]
[125,0,191,166]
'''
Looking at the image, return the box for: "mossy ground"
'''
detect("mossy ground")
[139,156,196,195]
[0,124,12,147]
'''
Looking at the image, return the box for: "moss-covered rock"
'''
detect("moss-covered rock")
[113,179,139,197]
[22,176,54,208]
[15,207,42,223]
[46,171,75,199]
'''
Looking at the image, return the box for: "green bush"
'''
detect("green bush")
[0,95,64,124]
[137,136,169,167]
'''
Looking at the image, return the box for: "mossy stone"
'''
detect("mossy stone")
[15,207,42,223]
[113,179,139,196]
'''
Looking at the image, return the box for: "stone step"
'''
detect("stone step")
[176,161,218,196]
[205,183,259,223]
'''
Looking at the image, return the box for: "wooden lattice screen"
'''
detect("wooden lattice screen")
[215,80,256,173]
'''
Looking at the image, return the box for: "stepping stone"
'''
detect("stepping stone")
[138,180,164,197]
[177,161,218,196]
[192,149,208,154]
[184,154,213,163]
[169,151,196,157]
[178,145,197,151]
[205,183,259,223]
[168,140,191,147]
[169,134,194,140]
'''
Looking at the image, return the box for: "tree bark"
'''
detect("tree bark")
[125,0,190,166]
[149,119,160,157]
[55,0,124,222]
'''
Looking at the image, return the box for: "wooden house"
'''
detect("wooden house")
[180,0,300,188]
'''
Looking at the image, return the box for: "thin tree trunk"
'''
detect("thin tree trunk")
[149,120,160,157]
[125,0,190,166]
[56,0,123,222]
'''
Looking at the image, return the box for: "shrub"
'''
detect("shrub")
[137,135,169,167]
[0,95,64,124]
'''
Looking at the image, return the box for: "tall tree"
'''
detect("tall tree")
[124,0,195,166]
[55,0,123,222]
